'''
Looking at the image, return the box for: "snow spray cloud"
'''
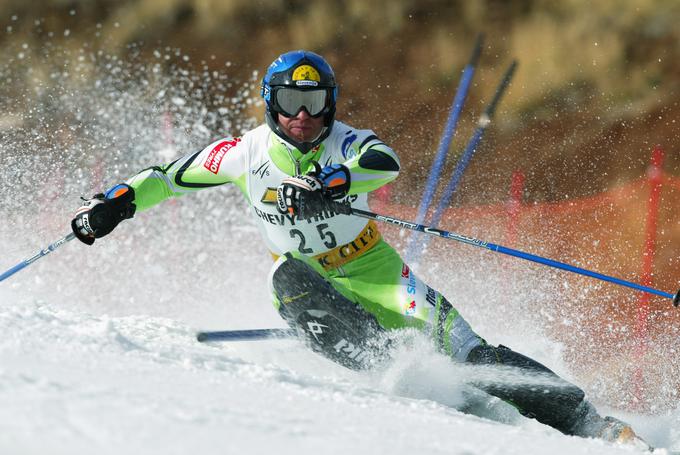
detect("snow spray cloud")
[1,29,678,415]
[0,37,275,326]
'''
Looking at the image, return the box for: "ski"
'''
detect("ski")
[196,328,297,342]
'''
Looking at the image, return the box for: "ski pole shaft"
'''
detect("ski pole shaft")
[407,34,484,259]
[197,328,296,342]
[337,204,680,305]
[0,232,76,283]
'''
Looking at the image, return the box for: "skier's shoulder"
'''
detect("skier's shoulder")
[197,124,269,159]
[329,120,379,142]
[242,123,272,145]
[326,121,389,159]
[190,125,270,177]
[205,124,266,149]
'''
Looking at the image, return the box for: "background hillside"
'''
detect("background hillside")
[0,0,677,202]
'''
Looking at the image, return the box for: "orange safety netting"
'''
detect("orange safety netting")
[372,171,680,411]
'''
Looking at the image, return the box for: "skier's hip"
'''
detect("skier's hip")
[270,220,382,270]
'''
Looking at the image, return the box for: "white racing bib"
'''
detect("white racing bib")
[248,161,369,256]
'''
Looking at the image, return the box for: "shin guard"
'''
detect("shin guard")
[466,344,586,434]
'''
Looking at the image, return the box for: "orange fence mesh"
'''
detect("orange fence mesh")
[372,171,680,411]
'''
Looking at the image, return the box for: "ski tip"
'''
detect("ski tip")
[196,332,208,342]
[673,288,680,307]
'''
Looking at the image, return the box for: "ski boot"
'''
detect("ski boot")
[569,401,650,449]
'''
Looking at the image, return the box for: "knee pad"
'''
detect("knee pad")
[271,254,387,370]
[437,297,484,362]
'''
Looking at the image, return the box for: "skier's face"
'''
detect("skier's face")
[277,108,324,144]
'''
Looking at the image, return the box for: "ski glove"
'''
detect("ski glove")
[277,174,327,219]
[276,163,351,219]
[71,183,136,245]
[314,163,351,200]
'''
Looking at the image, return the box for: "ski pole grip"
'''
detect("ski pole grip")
[673,288,680,307]
[330,201,353,215]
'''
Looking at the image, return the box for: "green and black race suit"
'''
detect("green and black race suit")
[125,120,483,362]
[123,120,596,436]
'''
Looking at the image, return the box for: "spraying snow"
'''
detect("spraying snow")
[1,39,679,454]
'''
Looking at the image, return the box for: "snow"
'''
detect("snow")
[0,283,678,455]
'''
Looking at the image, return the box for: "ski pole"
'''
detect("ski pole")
[197,328,296,342]
[0,232,76,283]
[406,34,484,261]
[334,203,680,305]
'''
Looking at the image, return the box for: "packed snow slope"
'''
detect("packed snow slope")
[2,284,679,455]
[1,43,679,455]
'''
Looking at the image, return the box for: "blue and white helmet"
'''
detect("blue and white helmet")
[261,50,337,153]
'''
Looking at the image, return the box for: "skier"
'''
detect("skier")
[71,50,645,446]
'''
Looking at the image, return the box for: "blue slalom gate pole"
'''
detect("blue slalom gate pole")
[0,232,76,282]
[430,60,518,230]
[405,34,484,261]
[414,60,518,260]
[342,204,680,305]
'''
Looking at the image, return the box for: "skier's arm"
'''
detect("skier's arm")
[341,132,400,194]
[71,137,246,244]
[126,137,247,211]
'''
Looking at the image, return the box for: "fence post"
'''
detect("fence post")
[632,145,664,409]
[500,170,526,297]
[505,170,526,247]
[371,183,392,213]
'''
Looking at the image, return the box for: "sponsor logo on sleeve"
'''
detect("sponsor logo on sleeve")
[425,286,437,308]
[203,138,241,174]
[341,133,357,159]
[401,264,417,293]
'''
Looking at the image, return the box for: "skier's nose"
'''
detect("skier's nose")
[295,109,311,120]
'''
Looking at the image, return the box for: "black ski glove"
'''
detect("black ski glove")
[314,163,351,200]
[71,183,136,245]
[276,163,351,219]
[277,174,328,220]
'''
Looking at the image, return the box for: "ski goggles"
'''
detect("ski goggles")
[272,87,331,118]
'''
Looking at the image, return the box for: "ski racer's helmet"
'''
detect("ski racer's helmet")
[261,50,337,153]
